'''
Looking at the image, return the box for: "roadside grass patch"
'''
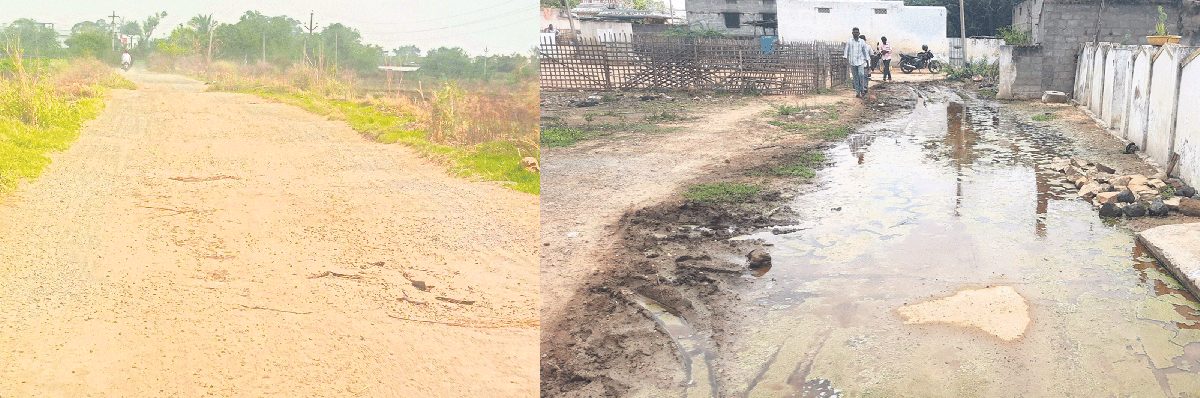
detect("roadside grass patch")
[770,151,825,178]
[1,53,133,194]
[771,103,805,116]
[1032,113,1058,121]
[821,126,850,140]
[978,89,997,99]
[684,182,764,204]
[542,128,599,148]
[251,90,540,194]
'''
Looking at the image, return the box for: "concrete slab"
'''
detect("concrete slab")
[1137,222,1200,299]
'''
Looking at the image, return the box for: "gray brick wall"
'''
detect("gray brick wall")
[1008,0,1184,95]
[686,0,777,35]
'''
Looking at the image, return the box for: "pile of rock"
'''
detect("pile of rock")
[1048,157,1200,218]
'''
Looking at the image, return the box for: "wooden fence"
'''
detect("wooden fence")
[539,34,849,95]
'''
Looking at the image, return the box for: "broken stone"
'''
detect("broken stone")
[1148,199,1169,216]
[1042,91,1069,103]
[1071,157,1090,169]
[747,249,771,269]
[1138,191,1161,202]
[1164,197,1182,210]
[1123,203,1147,218]
[1096,191,1120,204]
[1099,202,1122,218]
[1113,175,1133,187]
[1148,179,1166,189]
[1078,181,1103,199]
[1074,176,1090,188]
[1091,172,1116,184]
[1128,174,1149,187]
[1179,186,1197,198]
[1095,163,1116,174]
[1118,189,1136,203]
[1180,197,1200,217]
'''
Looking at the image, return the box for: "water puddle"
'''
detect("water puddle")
[628,294,717,394]
[724,93,1200,396]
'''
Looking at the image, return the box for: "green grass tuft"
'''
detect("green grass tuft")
[1031,113,1058,121]
[683,182,764,204]
[770,151,825,178]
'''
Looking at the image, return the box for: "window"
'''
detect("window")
[874,8,887,14]
[761,12,777,22]
[724,12,742,28]
[817,7,831,13]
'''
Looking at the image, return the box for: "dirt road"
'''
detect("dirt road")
[0,71,538,397]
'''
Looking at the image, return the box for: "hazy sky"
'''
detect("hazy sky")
[0,0,539,55]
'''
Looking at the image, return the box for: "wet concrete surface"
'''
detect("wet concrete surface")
[713,93,1200,397]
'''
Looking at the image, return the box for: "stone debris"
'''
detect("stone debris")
[1042,91,1069,103]
[1050,156,1198,218]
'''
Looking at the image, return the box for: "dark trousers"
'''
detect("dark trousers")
[882,60,892,81]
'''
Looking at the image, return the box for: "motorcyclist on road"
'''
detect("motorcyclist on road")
[121,51,132,69]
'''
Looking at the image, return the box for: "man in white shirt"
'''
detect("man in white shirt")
[121,51,132,67]
[843,27,871,98]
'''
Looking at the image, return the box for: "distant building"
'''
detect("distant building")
[686,0,778,36]
[540,1,674,42]
[777,0,947,56]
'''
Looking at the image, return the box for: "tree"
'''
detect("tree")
[905,0,1020,38]
[139,12,167,53]
[188,14,218,67]
[3,18,63,58]
[66,20,114,59]
[391,45,420,65]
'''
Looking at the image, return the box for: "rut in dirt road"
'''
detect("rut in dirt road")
[0,71,538,397]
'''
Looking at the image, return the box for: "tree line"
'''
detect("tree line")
[1,11,534,80]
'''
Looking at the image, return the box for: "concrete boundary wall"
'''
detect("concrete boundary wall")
[1174,49,1200,185]
[1146,47,1182,167]
[1075,42,1199,187]
[1089,44,1107,115]
[1126,46,1153,151]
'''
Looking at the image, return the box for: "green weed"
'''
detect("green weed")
[541,128,598,148]
[770,151,826,178]
[1031,113,1058,121]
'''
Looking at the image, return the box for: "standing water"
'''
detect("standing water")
[724,94,1200,397]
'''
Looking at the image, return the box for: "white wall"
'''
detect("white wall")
[579,21,633,41]
[1089,44,1107,115]
[1147,46,1182,168]
[1175,50,1200,185]
[777,0,948,58]
[965,38,1004,63]
[1126,48,1153,151]
[1103,46,1134,131]
[1075,43,1199,187]
[1075,44,1095,104]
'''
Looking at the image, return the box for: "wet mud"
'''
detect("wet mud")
[543,83,1200,397]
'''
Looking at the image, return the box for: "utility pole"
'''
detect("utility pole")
[958,0,966,66]
[301,11,318,66]
[334,32,338,70]
[262,31,267,63]
[109,11,120,51]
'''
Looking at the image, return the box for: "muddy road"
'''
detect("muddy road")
[542,84,1200,397]
[0,71,539,397]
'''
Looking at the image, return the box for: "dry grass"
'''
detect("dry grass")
[0,38,134,193]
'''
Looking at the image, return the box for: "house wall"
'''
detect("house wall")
[686,0,778,36]
[1101,46,1134,130]
[1005,0,1183,97]
[776,0,947,56]
[1175,49,1200,184]
[540,8,574,33]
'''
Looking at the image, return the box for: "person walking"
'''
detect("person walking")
[879,36,893,81]
[844,27,871,98]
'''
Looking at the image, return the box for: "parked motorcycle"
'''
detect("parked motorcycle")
[898,45,941,74]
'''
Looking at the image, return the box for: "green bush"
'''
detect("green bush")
[998,25,1031,46]
[943,58,999,82]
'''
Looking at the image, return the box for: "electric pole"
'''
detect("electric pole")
[302,11,318,65]
[109,11,120,51]
[958,0,966,66]
[262,31,266,63]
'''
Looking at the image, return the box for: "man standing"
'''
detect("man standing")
[879,36,893,82]
[844,27,870,98]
